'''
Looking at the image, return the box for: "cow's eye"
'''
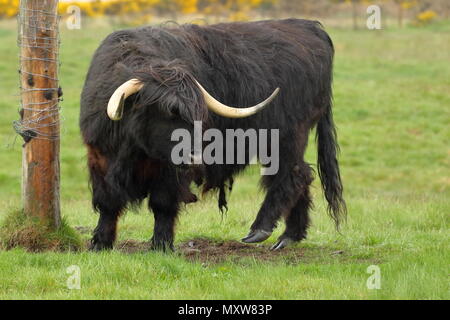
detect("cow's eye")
[169,108,180,119]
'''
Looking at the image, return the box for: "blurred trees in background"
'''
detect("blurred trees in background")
[1,0,448,26]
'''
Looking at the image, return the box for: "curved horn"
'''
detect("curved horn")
[194,80,279,118]
[107,79,144,120]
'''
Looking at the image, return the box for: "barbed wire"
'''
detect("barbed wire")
[14,2,62,142]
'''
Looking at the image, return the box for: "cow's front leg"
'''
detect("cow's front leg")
[88,147,126,251]
[91,208,123,251]
[149,173,182,252]
[89,176,126,250]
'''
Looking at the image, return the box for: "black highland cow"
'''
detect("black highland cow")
[80,18,346,251]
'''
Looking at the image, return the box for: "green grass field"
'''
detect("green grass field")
[0,18,449,299]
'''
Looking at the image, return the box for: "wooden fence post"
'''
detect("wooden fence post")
[18,0,61,228]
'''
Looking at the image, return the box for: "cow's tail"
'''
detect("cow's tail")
[316,103,347,230]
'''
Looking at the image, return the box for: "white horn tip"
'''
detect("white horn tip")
[107,93,125,120]
[270,88,280,100]
[107,79,144,121]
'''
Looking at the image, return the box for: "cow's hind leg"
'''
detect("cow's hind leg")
[242,162,306,244]
[242,123,312,247]
[271,164,313,250]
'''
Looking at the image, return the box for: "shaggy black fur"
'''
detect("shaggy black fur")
[80,18,346,251]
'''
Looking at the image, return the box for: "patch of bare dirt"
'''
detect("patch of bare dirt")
[178,238,306,264]
[112,238,381,265]
[116,239,152,253]
[115,238,310,264]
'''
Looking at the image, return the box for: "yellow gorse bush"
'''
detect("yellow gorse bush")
[178,0,198,14]
[1,0,277,21]
[0,0,167,18]
[58,0,160,17]
[416,10,437,24]
[401,0,417,10]
[0,0,440,25]
[0,0,20,18]
[200,0,276,21]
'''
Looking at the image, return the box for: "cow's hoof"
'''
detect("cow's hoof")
[89,241,113,252]
[270,238,294,251]
[241,229,272,243]
[151,240,175,252]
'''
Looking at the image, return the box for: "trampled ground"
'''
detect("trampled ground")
[0,19,448,299]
